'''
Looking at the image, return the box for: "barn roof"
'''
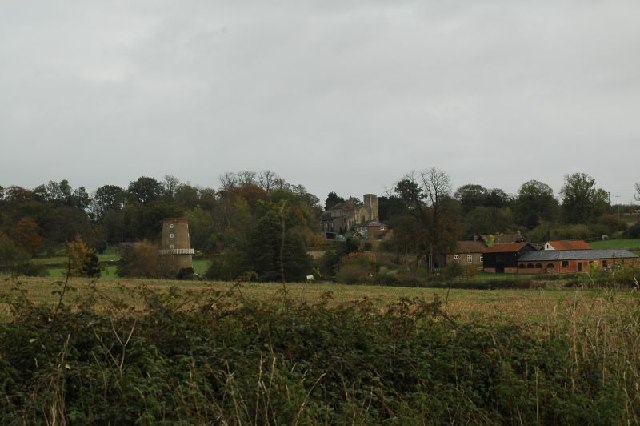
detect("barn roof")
[546,240,592,250]
[454,240,486,253]
[519,249,638,262]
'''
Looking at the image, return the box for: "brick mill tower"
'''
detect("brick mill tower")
[159,218,194,271]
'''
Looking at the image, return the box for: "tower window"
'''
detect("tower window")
[169,234,174,239]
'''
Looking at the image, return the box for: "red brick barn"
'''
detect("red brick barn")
[516,249,638,274]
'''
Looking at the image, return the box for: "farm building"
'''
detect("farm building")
[440,240,486,270]
[544,240,592,251]
[482,242,537,273]
[517,249,638,274]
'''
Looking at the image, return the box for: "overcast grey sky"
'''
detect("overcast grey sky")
[1,1,639,204]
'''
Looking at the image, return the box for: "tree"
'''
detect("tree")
[454,184,489,214]
[464,206,514,236]
[394,168,460,272]
[122,201,183,241]
[117,241,174,278]
[513,180,558,229]
[0,232,30,274]
[245,209,312,282]
[395,176,423,208]
[454,184,510,212]
[91,185,126,221]
[162,175,181,199]
[386,214,423,267]
[66,236,100,278]
[258,170,285,193]
[237,170,258,187]
[186,207,215,252]
[32,179,90,211]
[378,195,407,222]
[13,217,43,256]
[174,184,201,210]
[127,177,163,205]
[484,188,510,208]
[325,191,345,210]
[560,173,608,223]
[71,186,91,211]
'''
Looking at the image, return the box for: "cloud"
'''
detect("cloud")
[1,1,639,202]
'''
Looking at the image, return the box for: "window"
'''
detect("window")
[169,223,174,229]
[519,263,526,268]
[169,233,174,239]
[547,263,555,269]
[527,263,534,268]
[561,260,569,268]
[467,255,473,263]
[602,260,608,268]
[169,244,174,249]
[453,254,459,260]
[535,263,542,268]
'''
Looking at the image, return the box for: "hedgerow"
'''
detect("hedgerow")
[0,282,637,424]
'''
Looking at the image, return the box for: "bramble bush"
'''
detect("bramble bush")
[0,281,638,424]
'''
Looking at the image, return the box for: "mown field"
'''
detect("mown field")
[1,275,639,424]
[0,275,626,324]
[590,238,640,250]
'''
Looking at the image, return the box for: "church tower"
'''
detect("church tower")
[363,194,379,222]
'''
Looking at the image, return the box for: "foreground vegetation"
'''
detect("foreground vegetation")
[1,276,639,424]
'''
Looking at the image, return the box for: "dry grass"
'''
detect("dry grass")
[2,275,637,328]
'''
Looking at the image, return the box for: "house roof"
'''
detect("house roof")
[483,242,532,253]
[519,249,638,262]
[328,201,356,211]
[454,240,485,253]
[546,240,592,250]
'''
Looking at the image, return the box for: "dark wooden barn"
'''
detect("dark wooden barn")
[482,242,536,273]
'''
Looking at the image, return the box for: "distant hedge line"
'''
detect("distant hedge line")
[0,286,636,424]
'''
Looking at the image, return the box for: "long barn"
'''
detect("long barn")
[516,249,638,274]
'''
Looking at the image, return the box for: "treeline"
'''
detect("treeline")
[323,170,635,280]
[374,170,635,260]
[0,172,322,280]
[1,169,639,281]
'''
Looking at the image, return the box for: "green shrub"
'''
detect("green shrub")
[335,260,373,284]
[0,286,637,424]
[205,249,246,281]
[441,261,464,281]
[335,252,376,284]
[626,221,640,238]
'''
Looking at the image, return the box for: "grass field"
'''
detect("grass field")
[589,238,640,250]
[1,274,635,327]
